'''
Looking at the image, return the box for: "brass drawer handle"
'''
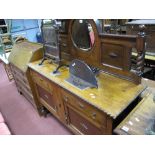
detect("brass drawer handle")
[80,123,88,130]
[44,94,49,99]
[64,96,68,102]
[65,112,68,121]
[78,102,84,109]
[109,52,118,58]
[39,78,43,82]
[62,43,67,47]
[54,106,57,112]
[91,112,96,119]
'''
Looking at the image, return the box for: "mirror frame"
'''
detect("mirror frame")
[71,19,95,52]
[68,19,101,66]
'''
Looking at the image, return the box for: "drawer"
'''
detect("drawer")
[59,44,68,53]
[59,35,68,43]
[101,43,125,69]
[31,71,52,92]
[14,73,29,85]
[18,84,33,98]
[10,65,25,77]
[12,70,25,81]
[68,107,103,135]
[36,84,56,111]
[22,87,34,104]
[14,76,31,92]
[61,89,107,126]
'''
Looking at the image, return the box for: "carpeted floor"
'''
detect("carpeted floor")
[0,62,72,135]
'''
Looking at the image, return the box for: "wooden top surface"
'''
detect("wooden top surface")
[132,52,155,61]
[145,55,155,61]
[114,88,155,135]
[28,60,145,119]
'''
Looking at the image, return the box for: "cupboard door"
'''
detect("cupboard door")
[31,70,66,123]
[36,84,58,114]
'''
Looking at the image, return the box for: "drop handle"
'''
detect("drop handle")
[44,94,49,99]
[91,112,96,119]
[62,43,67,47]
[80,123,88,130]
[64,96,68,102]
[39,78,43,82]
[78,102,84,109]
[65,112,68,120]
[109,52,118,58]
[54,106,58,111]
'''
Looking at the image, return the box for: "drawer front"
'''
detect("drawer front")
[59,44,68,53]
[59,35,68,43]
[36,84,56,111]
[10,65,25,77]
[61,89,107,126]
[14,75,31,92]
[101,43,125,69]
[16,79,31,92]
[21,87,34,104]
[59,35,68,53]
[31,71,51,92]
[68,107,103,135]
[14,74,29,86]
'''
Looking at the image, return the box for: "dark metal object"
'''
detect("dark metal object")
[66,59,98,90]
[53,64,69,74]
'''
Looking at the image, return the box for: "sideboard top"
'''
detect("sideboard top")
[28,60,145,119]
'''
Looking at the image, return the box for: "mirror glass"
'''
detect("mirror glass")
[72,20,95,51]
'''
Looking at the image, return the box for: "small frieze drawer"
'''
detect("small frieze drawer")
[101,43,125,69]
[31,71,52,92]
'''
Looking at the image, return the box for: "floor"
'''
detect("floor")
[0,62,72,135]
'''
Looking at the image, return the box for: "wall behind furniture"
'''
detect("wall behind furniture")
[11,19,41,42]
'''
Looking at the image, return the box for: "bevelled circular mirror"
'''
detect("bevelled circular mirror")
[71,19,95,51]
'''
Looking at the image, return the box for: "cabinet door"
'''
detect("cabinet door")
[31,70,66,123]
[36,84,58,114]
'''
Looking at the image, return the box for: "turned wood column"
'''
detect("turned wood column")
[136,24,146,76]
